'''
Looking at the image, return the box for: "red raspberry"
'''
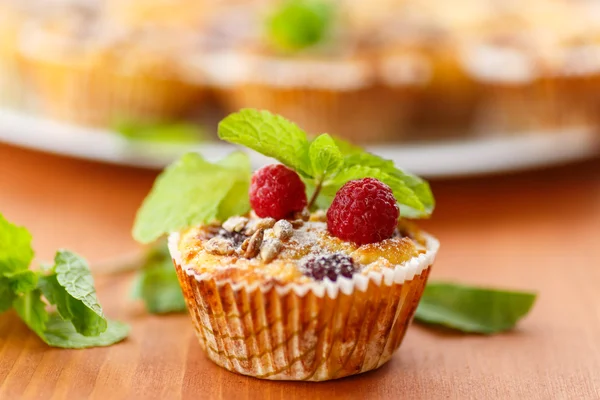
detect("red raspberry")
[249,164,307,219]
[327,178,399,245]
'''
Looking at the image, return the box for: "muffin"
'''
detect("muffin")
[170,214,438,380]
[459,1,595,135]
[130,109,437,380]
[205,0,416,143]
[18,2,204,126]
[372,0,489,140]
[376,31,479,140]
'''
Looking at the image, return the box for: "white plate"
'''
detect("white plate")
[0,108,598,178]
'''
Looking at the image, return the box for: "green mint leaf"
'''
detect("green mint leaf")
[38,251,108,336]
[0,213,128,348]
[43,314,129,349]
[309,134,343,180]
[14,291,128,348]
[133,151,251,243]
[216,152,252,220]
[0,214,37,313]
[0,277,16,313]
[54,251,104,316]
[321,140,435,218]
[132,240,186,314]
[5,270,38,294]
[114,119,205,144]
[13,289,49,335]
[415,282,537,334]
[0,213,34,274]
[218,109,312,177]
[38,274,108,337]
[322,165,426,212]
[267,0,333,52]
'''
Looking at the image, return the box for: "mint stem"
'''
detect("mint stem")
[307,180,322,210]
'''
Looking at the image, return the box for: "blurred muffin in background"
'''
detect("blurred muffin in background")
[3,0,600,142]
[0,0,33,107]
[203,0,416,143]
[373,0,491,140]
[18,1,205,127]
[462,0,596,134]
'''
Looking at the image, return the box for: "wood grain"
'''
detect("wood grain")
[0,143,599,399]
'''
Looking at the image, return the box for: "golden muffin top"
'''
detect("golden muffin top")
[177,211,428,285]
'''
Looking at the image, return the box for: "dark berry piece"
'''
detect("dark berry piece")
[249,164,307,220]
[327,177,399,245]
[302,254,357,281]
[213,228,246,248]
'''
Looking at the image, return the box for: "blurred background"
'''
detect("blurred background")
[0,0,599,176]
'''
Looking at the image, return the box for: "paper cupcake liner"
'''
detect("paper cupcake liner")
[169,231,439,381]
[19,58,204,127]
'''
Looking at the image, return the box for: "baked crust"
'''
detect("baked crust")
[178,211,428,285]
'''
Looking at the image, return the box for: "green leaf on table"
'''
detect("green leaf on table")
[14,290,128,348]
[0,213,34,274]
[267,0,333,52]
[309,133,343,180]
[13,289,49,335]
[132,240,186,314]
[0,213,129,348]
[54,251,105,317]
[114,120,205,144]
[415,282,537,334]
[4,270,38,294]
[38,251,108,337]
[43,314,129,349]
[0,213,38,309]
[133,151,251,244]
[0,277,16,313]
[218,109,312,177]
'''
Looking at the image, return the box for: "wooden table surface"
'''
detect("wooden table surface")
[0,143,599,400]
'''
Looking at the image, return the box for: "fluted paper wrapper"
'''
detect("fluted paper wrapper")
[170,232,438,381]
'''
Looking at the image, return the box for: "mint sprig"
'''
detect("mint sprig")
[267,0,333,52]
[0,213,129,348]
[217,110,312,176]
[218,109,434,217]
[132,151,251,244]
